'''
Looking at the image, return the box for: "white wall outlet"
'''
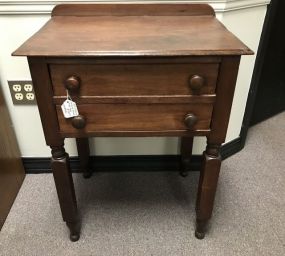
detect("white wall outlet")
[15,93,24,100]
[26,93,35,100]
[24,84,33,92]
[12,84,22,92]
[8,80,36,105]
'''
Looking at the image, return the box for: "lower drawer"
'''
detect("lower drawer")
[56,103,213,135]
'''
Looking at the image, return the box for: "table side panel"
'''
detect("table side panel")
[208,56,241,144]
[28,57,63,146]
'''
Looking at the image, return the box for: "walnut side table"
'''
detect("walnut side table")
[13,3,253,241]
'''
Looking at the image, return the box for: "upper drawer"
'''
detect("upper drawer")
[49,63,219,97]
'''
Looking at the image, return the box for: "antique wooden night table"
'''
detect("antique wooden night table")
[13,3,253,241]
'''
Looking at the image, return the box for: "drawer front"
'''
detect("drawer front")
[56,103,213,134]
[50,63,219,97]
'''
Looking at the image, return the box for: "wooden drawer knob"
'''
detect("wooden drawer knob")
[71,115,86,129]
[65,75,81,92]
[184,113,198,129]
[189,75,205,91]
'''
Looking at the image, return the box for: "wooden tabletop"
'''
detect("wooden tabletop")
[13,4,253,57]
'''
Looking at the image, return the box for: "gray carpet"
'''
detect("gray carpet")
[0,112,285,256]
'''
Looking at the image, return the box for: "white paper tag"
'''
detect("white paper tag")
[61,99,79,118]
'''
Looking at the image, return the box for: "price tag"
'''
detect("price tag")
[61,99,79,118]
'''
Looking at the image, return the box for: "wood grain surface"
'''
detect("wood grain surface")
[56,103,213,134]
[50,63,219,96]
[13,4,253,57]
[52,4,216,17]
[0,85,25,230]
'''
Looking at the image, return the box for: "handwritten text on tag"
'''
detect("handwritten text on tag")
[61,99,79,118]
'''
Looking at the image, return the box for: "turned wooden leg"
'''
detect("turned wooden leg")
[76,138,92,178]
[179,136,193,177]
[51,144,81,241]
[195,142,221,239]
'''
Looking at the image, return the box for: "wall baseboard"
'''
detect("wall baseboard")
[23,155,203,174]
[220,136,243,159]
[23,137,242,173]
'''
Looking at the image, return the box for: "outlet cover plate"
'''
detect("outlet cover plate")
[8,80,37,105]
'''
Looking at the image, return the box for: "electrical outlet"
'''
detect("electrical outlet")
[13,84,22,92]
[15,93,24,100]
[8,80,36,105]
[26,93,35,101]
[24,84,33,92]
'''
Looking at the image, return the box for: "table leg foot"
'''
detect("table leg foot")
[70,233,80,242]
[179,170,188,177]
[195,230,205,239]
[67,221,81,242]
[195,219,207,239]
[83,169,93,179]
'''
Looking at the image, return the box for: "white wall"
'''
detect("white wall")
[222,5,267,142]
[0,0,268,157]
